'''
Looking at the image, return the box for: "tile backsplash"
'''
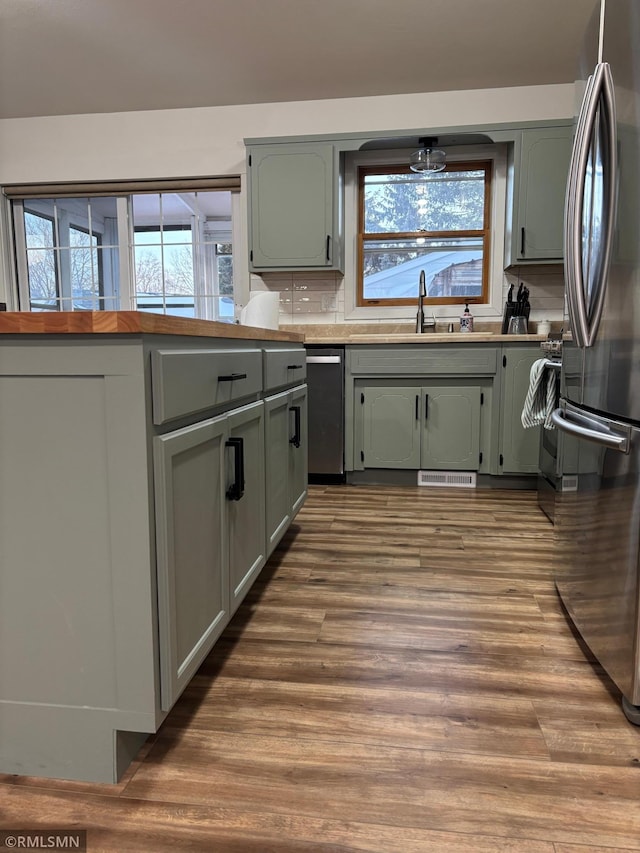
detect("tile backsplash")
[250,268,564,327]
[250,272,344,325]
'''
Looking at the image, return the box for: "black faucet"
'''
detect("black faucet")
[416,270,427,333]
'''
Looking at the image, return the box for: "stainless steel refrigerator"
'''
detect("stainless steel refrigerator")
[552,0,640,725]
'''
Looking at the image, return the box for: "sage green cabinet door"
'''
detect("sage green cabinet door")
[264,390,291,555]
[421,386,481,470]
[248,143,338,270]
[517,127,572,261]
[153,415,228,712]
[289,384,308,516]
[265,385,308,556]
[500,347,542,473]
[227,401,266,614]
[363,386,421,469]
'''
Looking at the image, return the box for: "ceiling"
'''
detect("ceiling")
[0,0,596,121]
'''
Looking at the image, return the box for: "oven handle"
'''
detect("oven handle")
[551,407,630,452]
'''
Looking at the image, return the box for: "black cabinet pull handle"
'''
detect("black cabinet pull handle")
[225,436,245,501]
[425,394,429,420]
[218,372,247,382]
[287,364,303,370]
[415,394,419,421]
[520,227,525,256]
[289,405,301,448]
[326,234,331,262]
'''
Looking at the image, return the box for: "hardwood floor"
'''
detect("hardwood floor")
[2,484,640,852]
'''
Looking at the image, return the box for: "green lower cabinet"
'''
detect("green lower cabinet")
[421,386,481,469]
[226,401,267,614]
[154,415,229,712]
[264,384,308,555]
[361,384,481,470]
[289,384,308,515]
[155,398,267,710]
[499,347,543,473]
[363,386,421,468]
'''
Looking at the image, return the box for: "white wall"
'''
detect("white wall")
[0,83,574,314]
[0,84,574,183]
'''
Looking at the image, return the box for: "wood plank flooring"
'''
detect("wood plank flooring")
[2,484,640,852]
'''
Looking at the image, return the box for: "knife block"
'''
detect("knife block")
[501,302,530,334]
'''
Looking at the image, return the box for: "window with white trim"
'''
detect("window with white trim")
[10,188,238,321]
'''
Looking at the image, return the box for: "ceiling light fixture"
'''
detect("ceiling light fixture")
[410,137,446,173]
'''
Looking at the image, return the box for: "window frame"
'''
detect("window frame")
[8,186,244,321]
[356,160,493,308]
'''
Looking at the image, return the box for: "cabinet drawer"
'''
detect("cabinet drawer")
[349,346,498,376]
[152,348,263,424]
[264,348,307,391]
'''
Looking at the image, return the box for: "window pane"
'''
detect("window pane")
[69,228,100,307]
[363,237,484,300]
[22,202,109,310]
[217,253,233,297]
[363,169,486,233]
[132,190,235,322]
[164,241,194,295]
[24,210,54,250]
[133,244,164,295]
[24,212,58,308]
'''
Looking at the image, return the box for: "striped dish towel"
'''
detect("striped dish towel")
[521,359,556,430]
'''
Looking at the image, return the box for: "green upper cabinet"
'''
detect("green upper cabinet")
[247,142,343,272]
[506,125,573,265]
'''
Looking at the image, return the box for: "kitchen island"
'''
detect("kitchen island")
[0,313,306,783]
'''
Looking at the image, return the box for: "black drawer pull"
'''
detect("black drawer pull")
[225,437,245,501]
[287,364,303,370]
[289,405,301,448]
[218,373,247,382]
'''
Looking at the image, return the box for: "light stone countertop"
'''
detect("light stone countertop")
[290,322,557,345]
[303,332,547,344]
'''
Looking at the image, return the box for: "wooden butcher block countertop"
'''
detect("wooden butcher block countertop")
[0,311,304,342]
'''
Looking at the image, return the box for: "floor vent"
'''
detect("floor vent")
[561,474,579,492]
[417,470,477,488]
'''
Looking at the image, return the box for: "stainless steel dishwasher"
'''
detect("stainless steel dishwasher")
[305,346,345,483]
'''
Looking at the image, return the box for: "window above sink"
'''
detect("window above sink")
[357,161,492,308]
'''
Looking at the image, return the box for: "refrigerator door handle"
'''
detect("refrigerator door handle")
[565,62,618,349]
[586,62,617,347]
[565,72,596,349]
[551,406,630,452]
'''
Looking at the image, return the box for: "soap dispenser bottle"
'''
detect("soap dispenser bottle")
[460,303,474,333]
